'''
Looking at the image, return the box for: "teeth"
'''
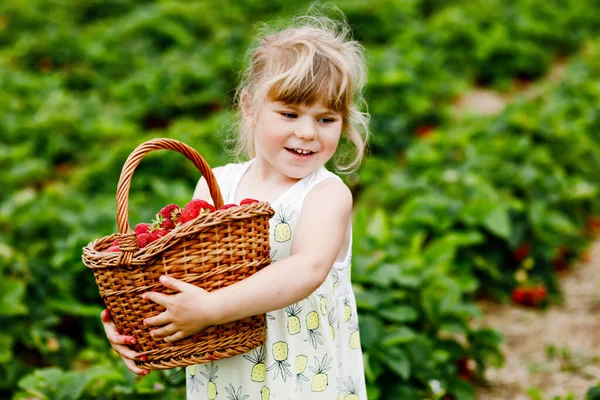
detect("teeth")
[292,148,312,154]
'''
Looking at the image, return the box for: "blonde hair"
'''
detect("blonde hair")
[229,5,370,174]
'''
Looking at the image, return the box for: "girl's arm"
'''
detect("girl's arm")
[143,178,352,343]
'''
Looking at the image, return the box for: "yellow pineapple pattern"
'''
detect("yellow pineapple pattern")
[295,354,309,392]
[284,303,302,335]
[242,345,266,382]
[273,205,294,242]
[327,308,338,340]
[319,295,327,315]
[337,376,362,400]
[306,310,323,349]
[266,341,292,382]
[349,320,361,350]
[224,383,249,400]
[187,365,204,393]
[332,268,340,295]
[343,296,352,322]
[309,353,333,392]
[200,362,219,400]
[261,386,270,400]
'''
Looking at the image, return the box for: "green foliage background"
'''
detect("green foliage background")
[1,0,600,399]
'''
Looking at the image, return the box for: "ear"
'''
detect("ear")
[241,90,253,121]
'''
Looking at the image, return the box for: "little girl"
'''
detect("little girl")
[102,10,370,400]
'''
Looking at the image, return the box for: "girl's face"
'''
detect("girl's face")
[250,98,343,180]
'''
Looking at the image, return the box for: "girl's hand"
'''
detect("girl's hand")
[143,275,213,343]
[100,309,150,376]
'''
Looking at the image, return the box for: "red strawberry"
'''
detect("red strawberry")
[196,199,215,213]
[218,203,238,210]
[512,288,526,304]
[415,124,434,139]
[158,204,181,221]
[177,199,214,224]
[137,233,151,248]
[457,358,476,382]
[240,198,259,205]
[107,245,120,252]
[552,246,569,271]
[513,242,531,262]
[512,285,547,307]
[134,223,152,236]
[531,286,547,305]
[112,239,119,246]
[148,229,169,243]
[160,218,175,230]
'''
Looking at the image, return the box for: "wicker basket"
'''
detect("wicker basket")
[82,138,274,370]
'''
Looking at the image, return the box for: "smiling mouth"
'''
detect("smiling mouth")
[285,147,316,155]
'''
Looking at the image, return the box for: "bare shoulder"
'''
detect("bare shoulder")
[304,177,353,214]
[192,165,225,202]
[291,177,353,270]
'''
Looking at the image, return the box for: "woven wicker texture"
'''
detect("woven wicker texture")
[82,138,274,370]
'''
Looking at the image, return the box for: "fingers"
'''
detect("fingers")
[101,310,137,346]
[104,324,137,346]
[144,311,171,327]
[159,275,195,292]
[122,356,151,376]
[150,323,179,340]
[101,309,112,323]
[163,331,185,343]
[113,343,144,361]
[142,291,170,307]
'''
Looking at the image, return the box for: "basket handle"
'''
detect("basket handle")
[116,138,224,234]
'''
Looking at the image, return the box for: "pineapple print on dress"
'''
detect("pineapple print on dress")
[284,303,302,335]
[242,345,266,382]
[200,362,219,400]
[348,319,361,349]
[260,385,270,400]
[319,294,328,315]
[305,310,323,349]
[327,307,338,340]
[187,365,204,394]
[225,384,249,400]
[267,341,292,382]
[310,353,333,392]
[337,376,363,400]
[343,295,353,323]
[295,354,309,392]
[273,204,294,243]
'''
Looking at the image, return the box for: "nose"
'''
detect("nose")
[294,117,318,140]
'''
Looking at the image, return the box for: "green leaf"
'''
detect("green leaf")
[378,305,419,323]
[363,352,384,382]
[483,206,511,239]
[59,371,89,400]
[0,278,27,316]
[367,208,391,245]
[382,327,417,347]
[370,263,400,288]
[447,377,475,400]
[380,347,411,380]
[587,385,600,400]
[0,334,13,363]
[358,315,384,350]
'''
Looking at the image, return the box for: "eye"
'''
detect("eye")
[280,112,297,119]
[318,117,337,124]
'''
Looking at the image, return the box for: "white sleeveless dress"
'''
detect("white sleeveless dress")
[187,159,367,400]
